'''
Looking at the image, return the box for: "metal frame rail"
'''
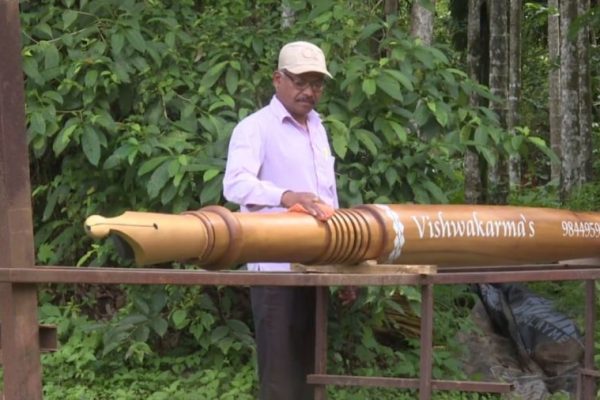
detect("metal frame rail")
[0,264,598,399]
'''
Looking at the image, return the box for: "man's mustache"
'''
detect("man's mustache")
[296,96,315,104]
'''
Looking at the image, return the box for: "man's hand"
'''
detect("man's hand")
[281,191,333,221]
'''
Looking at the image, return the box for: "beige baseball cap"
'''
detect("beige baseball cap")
[278,41,332,78]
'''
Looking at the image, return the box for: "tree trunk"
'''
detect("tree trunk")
[507,0,522,187]
[384,0,399,57]
[281,0,294,28]
[464,0,485,204]
[559,0,580,198]
[385,0,399,17]
[488,0,509,204]
[464,151,482,204]
[548,0,561,182]
[577,0,592,183]
[411,0,435,45]
[592,0,599,45]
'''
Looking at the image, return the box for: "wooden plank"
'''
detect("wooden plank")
[2,265,600,286]
[313,288,329,400]
[419,284,434,400]
[292,261,437,275]
[0,1,43,398]
[581,282,597,398]
[307,374,512,392]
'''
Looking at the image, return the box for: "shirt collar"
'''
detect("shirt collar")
[269,95,321,125]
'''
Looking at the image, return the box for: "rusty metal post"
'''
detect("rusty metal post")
[419,283,434,400]
[313,287,329,400]
[581,280,597,399]
[0,0,44,398]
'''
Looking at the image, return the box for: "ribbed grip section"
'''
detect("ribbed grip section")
[318,209,372,265]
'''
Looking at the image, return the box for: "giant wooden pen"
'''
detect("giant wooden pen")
[85,204,600,268]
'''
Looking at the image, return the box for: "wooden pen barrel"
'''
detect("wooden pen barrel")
[85,204,600,268]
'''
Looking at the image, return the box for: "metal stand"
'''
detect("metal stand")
[308,279,512,400]
[1,2,43,398]
[306,265,600,400]
[580,280,597,398]
[0,265,598,399]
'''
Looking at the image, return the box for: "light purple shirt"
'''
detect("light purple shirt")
[223,95,338,271]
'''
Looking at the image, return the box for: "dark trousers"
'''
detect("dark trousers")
[251,286,316,400]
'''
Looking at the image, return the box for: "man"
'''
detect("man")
[223,40,337,400]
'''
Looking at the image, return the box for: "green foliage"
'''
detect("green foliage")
[329,388,501,400]
[327,285,476,382]
[23,0,270,266]
[286,3,547,206]
[564,182,600,211]
[508,181,561,208]
[23,0,538,267]
[559,122,600,211]
[19,0,570,398]
[38,284,257,399]
[43,352,256,400]
[303,15,514,205]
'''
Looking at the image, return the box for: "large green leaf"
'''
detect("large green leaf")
[29,112,46,136]
[376,73,403,101]
[62,9,78,29]
[147,161,171,198]
[125,29,147,53]
[52,122,78,156]
[384,69,414,91]
[361,77,377,97]
[200,61,229,89]
[138,156,169,176]
[82,126,101,166]
[355,129,379,156]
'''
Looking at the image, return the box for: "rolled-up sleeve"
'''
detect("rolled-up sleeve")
[223,120,287,208]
